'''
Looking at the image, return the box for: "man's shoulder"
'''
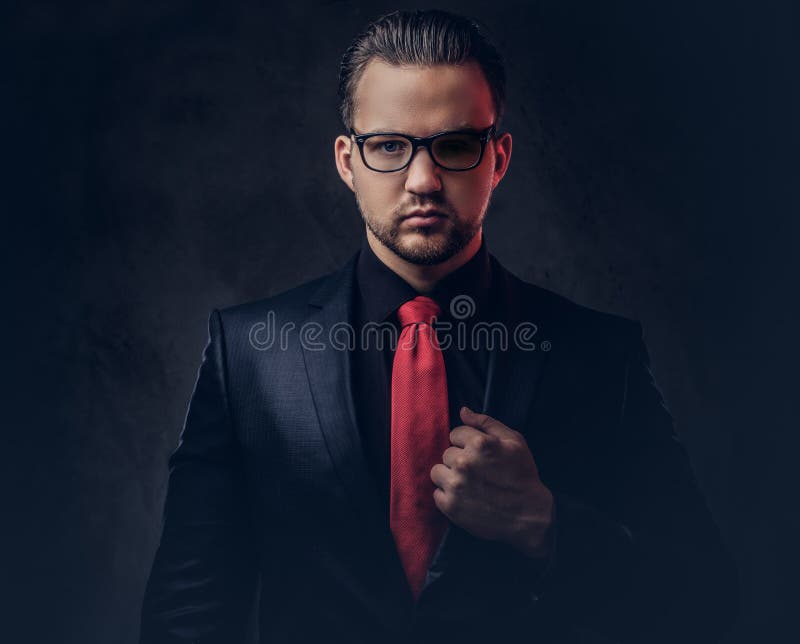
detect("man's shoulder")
[217,275,329,326]
[495,258,642,352]
[214,252,357,330]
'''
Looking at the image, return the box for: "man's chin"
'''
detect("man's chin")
[390,234,463,266]
[364,216,474,266]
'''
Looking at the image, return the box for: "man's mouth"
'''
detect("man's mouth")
[401,210,447,227]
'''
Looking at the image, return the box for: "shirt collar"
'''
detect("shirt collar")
[356,233,492,324]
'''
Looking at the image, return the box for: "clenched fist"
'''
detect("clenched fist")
[430,406,555,559]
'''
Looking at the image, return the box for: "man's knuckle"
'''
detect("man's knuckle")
[474,435,497,455]
[451,473,466,493]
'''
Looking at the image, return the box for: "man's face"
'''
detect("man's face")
[335,59,512,266]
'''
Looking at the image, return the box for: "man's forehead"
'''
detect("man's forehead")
[352,59,495,134]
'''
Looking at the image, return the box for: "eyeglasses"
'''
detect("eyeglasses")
[350,124,496,172]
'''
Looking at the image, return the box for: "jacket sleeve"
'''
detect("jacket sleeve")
[139,309,259,644]
[519,321,740,643]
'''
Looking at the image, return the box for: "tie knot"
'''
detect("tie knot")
[396,296,442,327]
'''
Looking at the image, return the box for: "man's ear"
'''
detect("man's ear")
[491,131,513,190]
[334,135,356,192]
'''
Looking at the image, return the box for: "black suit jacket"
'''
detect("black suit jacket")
[140,249,739,644]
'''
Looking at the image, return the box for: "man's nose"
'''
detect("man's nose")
[404,146,442,194]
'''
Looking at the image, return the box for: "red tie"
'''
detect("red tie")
[390,295,450,603]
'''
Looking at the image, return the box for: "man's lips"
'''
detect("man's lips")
[401,210,447,226]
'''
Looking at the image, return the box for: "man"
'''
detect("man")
[140,9,738,644]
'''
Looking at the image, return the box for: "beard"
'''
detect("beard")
[354,189,485,266]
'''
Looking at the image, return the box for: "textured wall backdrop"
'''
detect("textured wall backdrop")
[4,1,797,642]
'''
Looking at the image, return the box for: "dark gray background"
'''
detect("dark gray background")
[3,1,797,642]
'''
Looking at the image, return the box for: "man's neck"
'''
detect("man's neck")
[365,228,483,294]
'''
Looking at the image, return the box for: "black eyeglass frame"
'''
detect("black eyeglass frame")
[349,124,497,173]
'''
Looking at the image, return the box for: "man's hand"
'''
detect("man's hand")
[430,406,555,559]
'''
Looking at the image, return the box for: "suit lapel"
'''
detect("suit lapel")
[300,251,384,521]
[302,251,416,612]
[482,255,553,430]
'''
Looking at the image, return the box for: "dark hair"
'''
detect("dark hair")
[338,9,506,131]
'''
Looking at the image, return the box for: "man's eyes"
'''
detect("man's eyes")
[365,138,408,155]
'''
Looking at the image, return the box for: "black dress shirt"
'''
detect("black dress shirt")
[352,233,497,520]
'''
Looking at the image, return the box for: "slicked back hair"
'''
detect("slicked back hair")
[338,9,506,132]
